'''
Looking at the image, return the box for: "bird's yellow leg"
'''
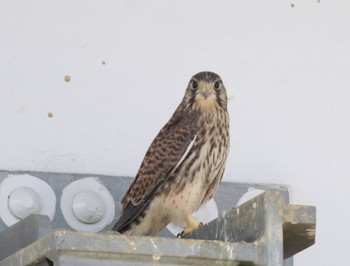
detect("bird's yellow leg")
[177,215,203,238]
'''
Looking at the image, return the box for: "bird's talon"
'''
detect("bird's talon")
[177,222,204,238]
[177,231,184,238]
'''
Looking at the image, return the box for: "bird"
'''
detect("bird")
[112,71,230,237]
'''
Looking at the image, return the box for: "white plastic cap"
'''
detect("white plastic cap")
[8,186,42,219]
[0,174,56,226]
[72,190,106,224]
[60,177,115,232]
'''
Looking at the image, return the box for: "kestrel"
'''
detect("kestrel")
[113,71,230,237]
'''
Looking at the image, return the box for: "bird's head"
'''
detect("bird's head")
[183,71,228,112]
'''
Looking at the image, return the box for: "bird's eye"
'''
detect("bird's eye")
[191,80,198,90]
[214,81,221,90]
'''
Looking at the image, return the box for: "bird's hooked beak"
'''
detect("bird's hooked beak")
[198,89,211,99]
[197,83,214,99]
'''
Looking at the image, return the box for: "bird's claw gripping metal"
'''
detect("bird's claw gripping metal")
[177,222,203,238]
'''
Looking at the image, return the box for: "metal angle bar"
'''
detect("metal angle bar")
[0,230,258,266]
[184,190,316,266]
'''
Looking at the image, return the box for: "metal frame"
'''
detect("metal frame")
[0,171,316,265]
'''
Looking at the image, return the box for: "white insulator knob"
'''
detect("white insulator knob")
[8,186,42,219]
[72,190,105,224]
[60,177,115,232]
[0,174,56,226]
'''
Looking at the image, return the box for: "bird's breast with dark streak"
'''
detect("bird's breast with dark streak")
[171,108,229,205]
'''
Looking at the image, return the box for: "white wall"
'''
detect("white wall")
[1,1,349,264]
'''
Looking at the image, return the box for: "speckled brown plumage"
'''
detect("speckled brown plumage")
[113,71,230,236]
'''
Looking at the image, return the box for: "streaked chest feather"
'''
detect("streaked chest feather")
[162,111,229,226]
[179,110,229,185]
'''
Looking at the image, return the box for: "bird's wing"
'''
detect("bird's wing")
[113,110,199,232]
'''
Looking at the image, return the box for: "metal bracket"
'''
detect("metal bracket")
[0,193,316,266]
[185,190,316,264]
[0,171,316,265]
